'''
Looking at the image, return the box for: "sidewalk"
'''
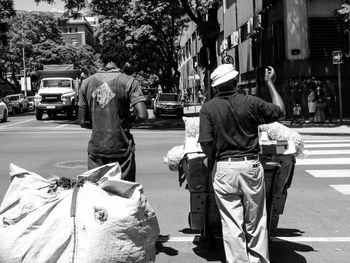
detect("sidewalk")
[183,104,350,136]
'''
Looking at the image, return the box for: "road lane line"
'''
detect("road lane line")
[304,139,350,143]
[307,149,350,155]
[157,236,350,243]
[306,170,350,178]
[56,122,75,129]
[272,237,350,242]
[330,185,350,195]
[296,158,350,165]
[305,143,350,148]
[0,119,34,128]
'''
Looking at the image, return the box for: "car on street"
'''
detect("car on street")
[6,93,29,113]
[0,99,8,122]
[153,93,183,118]
[0,97,15,116]
[27,96,35,111]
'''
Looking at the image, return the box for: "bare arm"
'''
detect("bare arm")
[131,101,148,124]
[200,142,215,171]
[265,66,286,119]
[78,106,92,129]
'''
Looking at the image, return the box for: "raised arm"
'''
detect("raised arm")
[264,66,286,118]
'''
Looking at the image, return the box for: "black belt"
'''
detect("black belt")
[218,155,259,162]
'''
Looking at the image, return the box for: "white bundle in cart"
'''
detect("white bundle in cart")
[163,145,184,171]
[0,163,160,263]
[259,122,305,157]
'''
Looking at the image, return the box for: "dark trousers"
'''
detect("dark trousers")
[88,151,136,182]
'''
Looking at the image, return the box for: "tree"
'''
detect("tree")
[4,11,101,90]
[0,0,15,78]
[36,0,187,92]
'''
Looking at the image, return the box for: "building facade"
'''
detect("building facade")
[61,17,97,50]
[178,0,350,119]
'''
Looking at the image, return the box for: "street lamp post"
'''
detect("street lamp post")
[22,45,27,96]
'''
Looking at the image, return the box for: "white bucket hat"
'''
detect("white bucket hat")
[210,64,239,87]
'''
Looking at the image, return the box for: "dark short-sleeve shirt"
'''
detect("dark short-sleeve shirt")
[78,70,145,158]
[199,91,282,160]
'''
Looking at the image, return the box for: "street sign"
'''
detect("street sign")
[333,50,343,64]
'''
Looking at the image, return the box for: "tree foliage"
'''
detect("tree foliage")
[36,0,187,91]
[3,11,101,89]
[0,0,15,77]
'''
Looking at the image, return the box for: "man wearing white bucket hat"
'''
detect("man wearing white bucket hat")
[199,64,285,263]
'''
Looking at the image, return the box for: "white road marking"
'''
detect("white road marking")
[272,236,350,242]
[305,143,350,148]
[304,139,350,143]
[157,236,350,243]
[296,158,350,165]
[0,119,34,128]
[330,185,350,195]
[306,170,350,178]
[307,149,350,155]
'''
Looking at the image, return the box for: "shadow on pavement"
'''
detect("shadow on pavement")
[156,235,179,256]
[192,237,226,262]
[133,116,185,130]
[269,239,313,263]
[272,228,305,237]
[269,228,313,263]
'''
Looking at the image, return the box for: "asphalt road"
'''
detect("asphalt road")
[0,111,349,262]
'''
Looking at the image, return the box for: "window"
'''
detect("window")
[308,17,343,60]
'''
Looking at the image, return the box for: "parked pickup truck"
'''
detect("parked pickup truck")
[34,64,80,120]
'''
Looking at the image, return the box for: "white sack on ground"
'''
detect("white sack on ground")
[0,163,160,263]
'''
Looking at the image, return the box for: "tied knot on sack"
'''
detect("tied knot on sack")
[48,177,85,193]
[94,206,108,224]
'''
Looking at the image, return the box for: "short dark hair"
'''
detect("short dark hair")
[215,78,237,93]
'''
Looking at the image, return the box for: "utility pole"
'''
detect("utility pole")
[22,46,27,96]
[332,50,343,124]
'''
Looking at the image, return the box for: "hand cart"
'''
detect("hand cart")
[178,141,296,248]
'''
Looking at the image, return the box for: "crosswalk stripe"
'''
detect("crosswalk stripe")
[296,158,350,165]
[306,170,350,178]
[305,143,350,148]
[307,149,350,155]
[330,185,350,195]
[304,139,350,143]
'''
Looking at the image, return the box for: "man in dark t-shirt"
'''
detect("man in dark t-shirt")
[78,62,148,182]
[199,64,285,263]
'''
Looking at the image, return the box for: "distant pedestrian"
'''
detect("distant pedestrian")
[197,89,204,105]
[324,81,334,123]
[291,103,302,125]
[307,87,316,122]
[315,86,326,124]
[78,61,148,182]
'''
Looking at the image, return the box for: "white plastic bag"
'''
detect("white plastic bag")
[163,145,184,171]
[259,122,305,157]
[0,163,159,263]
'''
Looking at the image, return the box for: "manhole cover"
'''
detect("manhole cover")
[54,160,87,169]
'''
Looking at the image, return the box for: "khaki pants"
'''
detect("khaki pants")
[213,159,269,263]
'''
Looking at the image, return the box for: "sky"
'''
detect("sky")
[14,0,66,12]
